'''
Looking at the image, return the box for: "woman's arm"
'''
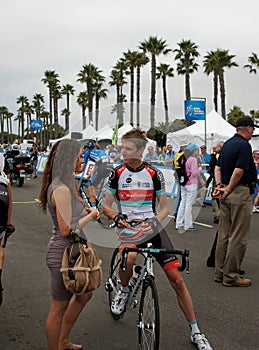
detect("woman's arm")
[53,185,99,237]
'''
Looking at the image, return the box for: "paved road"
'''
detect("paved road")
[0,176,258,349]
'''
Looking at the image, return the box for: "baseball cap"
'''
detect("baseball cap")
[200,144,206,149]
[236,116,259,128]
[186,143,199,151]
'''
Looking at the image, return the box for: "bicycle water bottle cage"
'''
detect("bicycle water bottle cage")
[114,213,128,227]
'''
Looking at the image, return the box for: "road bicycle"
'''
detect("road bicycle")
[105,220,189,349]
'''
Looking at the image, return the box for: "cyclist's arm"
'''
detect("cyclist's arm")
[102,192,117,220]
[155,193,169,222]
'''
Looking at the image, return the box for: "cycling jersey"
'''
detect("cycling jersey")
[107,161,179,270]
[107,161,165,221]
[84,149,108,164]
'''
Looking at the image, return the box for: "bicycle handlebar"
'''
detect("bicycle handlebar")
[120,246,189,273]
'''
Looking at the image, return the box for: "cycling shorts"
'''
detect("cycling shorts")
[0,183,9,230]
[119,223,180,271]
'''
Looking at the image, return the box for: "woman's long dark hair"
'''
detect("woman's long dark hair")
[39,139,81,213]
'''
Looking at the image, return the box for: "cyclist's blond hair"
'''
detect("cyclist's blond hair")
[121,128,147,150]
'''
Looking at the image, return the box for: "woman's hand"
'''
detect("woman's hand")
[86,207,100,221]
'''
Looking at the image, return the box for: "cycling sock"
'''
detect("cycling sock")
[121,285,129,293]
[189,320,200,335]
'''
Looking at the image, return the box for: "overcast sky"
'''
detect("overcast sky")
[1,0,259,131]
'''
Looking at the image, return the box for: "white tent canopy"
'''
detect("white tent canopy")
[92,124,113,141]
[81,125,96,140]
[167,110,236,152]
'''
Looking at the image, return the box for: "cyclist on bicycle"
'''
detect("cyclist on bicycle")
[0,153,15,305]
[102,128,213,350]
[83,141,111,207]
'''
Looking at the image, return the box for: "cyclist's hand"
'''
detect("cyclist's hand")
[114,213,128,228]
[141,217,156,234]
[6,224,15,236]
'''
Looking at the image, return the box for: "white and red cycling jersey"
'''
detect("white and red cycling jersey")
[106,161,166,221]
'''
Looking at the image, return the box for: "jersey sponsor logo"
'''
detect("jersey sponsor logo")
[118,190,154,201]
[126,177,132,183]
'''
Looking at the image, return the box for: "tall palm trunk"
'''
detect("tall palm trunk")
[136,66,141,127]
[162,76,169,132]
[129,66,134,125]
[219,70,226,119]
[53,96,59,138]
[150,54,156,127]
[87,80,93,125]
[213,73,218,112]
[49,89,53,139]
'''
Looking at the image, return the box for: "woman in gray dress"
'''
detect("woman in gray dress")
[39,139,99,350]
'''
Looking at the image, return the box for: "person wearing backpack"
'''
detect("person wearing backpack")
[172,141,189,220]
[176,144,202,231]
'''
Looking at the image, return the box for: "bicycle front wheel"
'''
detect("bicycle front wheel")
[138,277,160,350]
[107,248,121,320]
[97,198,115,229]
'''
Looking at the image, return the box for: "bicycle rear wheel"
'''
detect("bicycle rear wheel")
[106,248,121,320]
[138,277,160,350]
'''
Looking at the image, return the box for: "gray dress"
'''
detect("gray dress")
[46,180,85,301]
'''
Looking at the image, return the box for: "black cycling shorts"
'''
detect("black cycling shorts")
[0,183,9,228]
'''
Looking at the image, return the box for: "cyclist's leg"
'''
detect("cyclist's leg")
[118,243,138,286]
[150,229,196,323]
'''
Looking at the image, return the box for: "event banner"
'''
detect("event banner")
[184,100,206,120]
[30,119,42,130]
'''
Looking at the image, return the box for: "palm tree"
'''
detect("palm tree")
[6,112,14,143]
[0,106,9,143]
[135,52,149,127]
[17,95,29,139]
[61,84,75,132]
[110,59,129,126]
[77,91,88,130]
[53,84,62,139]
[42,70,60,138]
[139,36,171,127]
[77,64,103,125]
[123,50,141,125]
[227,105,245,126]
[24,102,34,139]
[40,110,50,146]
[204,49,238,119]
[32,93,45,119]
[156,63,174,132]
[244,52,259,73]
[174,39,200,101]
[203,50,220,112]
[93,82,108,130]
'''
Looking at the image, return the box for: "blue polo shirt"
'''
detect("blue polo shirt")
[217,133,257,185]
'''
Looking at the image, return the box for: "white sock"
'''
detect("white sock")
[189,321,200,335]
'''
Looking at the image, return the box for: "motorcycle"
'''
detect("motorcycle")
[5,148,33,187]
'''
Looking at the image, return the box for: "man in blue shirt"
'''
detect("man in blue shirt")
[213,116,257,287]
[164,144,175,166]
[200,145,211,171]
